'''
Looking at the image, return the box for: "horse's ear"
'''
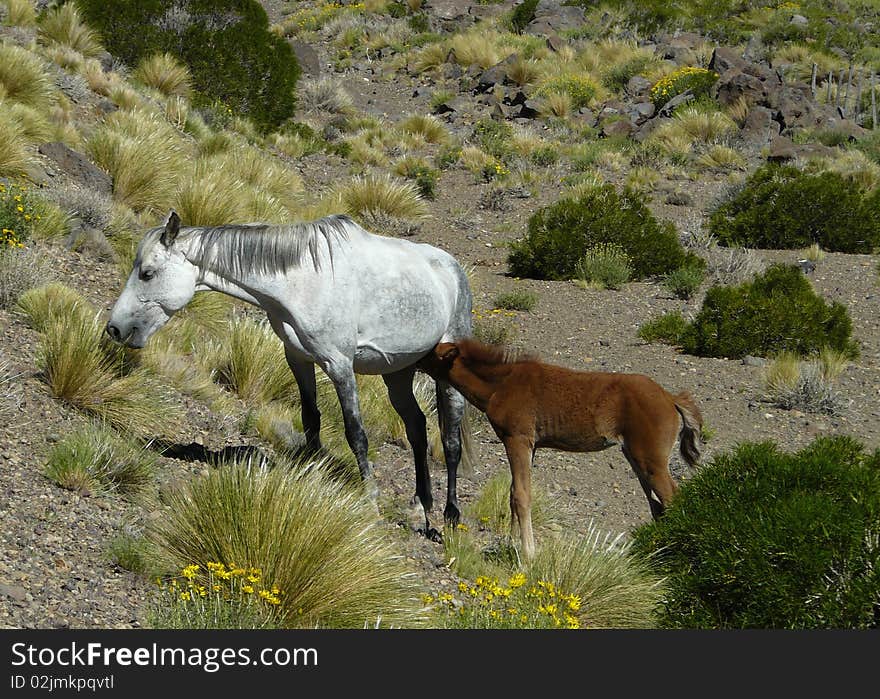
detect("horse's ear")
[439,345,460,363]
[160,210,181,248]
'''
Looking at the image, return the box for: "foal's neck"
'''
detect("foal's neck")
[449,359,513,411]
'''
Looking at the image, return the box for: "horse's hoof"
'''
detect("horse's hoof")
[425,527,443,544]
[443,503,461,526]
[406,498,427,533]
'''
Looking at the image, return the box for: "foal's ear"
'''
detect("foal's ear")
[438,345,460,363]
[160,210,181,248]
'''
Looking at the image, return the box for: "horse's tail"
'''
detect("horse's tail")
[672,391,702,468]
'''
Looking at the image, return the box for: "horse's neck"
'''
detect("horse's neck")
[450,360,511,411]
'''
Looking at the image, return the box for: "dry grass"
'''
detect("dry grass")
[298,77,354,114]
[45,421,158,496]
[764,348,849,414]
[17,282,85,331]
[468,470,554,534]
[87,107,190,213]
[339,172,428,223]
[147,457,426,627]
[398,114,448,144]
[0,245,53,309]
[0,43,57,112]
[696,145,747,171]
[449,31,502,70]
[37,2,103,57]
[133,53,191,98]
[4,0,35,27]
[0,118,32,177]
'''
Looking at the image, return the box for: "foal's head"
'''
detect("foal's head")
[417,342,460,380]
[418,339,535,380]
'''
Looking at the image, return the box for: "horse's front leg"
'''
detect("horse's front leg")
[324,361,377,500]
[285,352,321,454]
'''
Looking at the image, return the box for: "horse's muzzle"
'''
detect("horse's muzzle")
[105,321,122,342]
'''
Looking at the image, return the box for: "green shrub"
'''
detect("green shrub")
[536,72,600,109]
[662,264,704,300]
[508,0,539,34]
[493,289,538,311]
[632,436,880,628]
[508,185,694,280]
[473,118,514,161]
[637,311,688,345]
[574,243,632,290]
[77,0,300,131]
[666,265,857,359]
[650,66,718,107]
[709,164,880,253]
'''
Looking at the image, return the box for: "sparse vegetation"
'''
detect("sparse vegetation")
[574,243,633,290]
[493,289,538,312]
[764,348,849,414]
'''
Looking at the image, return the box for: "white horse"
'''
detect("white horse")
[107,211,473,536]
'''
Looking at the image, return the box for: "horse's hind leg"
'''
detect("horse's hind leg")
[383,368,434,537]
[285,353,322,454]
[436,380,465,525]
[621,442,678,519]
[502,435,536,561]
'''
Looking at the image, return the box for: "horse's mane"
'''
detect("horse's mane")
[141,214,363,277]
[456,338,540,366]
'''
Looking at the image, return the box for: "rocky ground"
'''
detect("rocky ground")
[1,0,879,627]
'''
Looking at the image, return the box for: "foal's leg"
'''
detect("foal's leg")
[621,441,679,520]
[323,360,376,500]
[436,380,466,525]
[285,352,322,453]
[502,435,536,561]
[382,367,434,536]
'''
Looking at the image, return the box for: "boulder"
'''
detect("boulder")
[525,0,585,36]
[476,54,518,93]
[289,40,320,77]
[625,75,652,98]
[657,90,694,117]
[715,69,768,107]
[601,119,634,138]
[708,46,748,75]
[740,106,780,145]
[766,135,836,162]
[38,142,112,195]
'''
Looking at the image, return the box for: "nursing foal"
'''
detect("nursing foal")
[418,339,702,559]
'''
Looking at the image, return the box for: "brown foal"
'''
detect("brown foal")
[418,338,703,560]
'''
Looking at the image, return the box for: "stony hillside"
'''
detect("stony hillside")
[1,0,878,628]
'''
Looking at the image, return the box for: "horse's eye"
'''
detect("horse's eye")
[140,269,156,281]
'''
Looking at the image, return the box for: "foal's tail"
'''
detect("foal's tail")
[672,391,703,468]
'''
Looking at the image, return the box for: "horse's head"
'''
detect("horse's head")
[106,210,200,348]
[417,342,460,380]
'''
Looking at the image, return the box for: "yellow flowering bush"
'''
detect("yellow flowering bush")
[149,562,283,629]
[277,2,364,36]
[429,573,584,629]
[0,180,42,248]
[650,66,719,107]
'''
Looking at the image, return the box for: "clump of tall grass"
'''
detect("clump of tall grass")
[493,289,538,312]
[87,107,190,212]
[147,457,426,628]
[298,77,354,114]
[0,245,53,309]
[133,53,192,98]
[202,315,297,406]
[0,119,33,177]
[398,114,448,144]
[21,284,182,436]
[0,43,57,112]
[764,348,848,414]
[468,471,553,534]
[37,2,103,57]
[574,243,633,290]
[696,145,746,171]
[3,0,36,27]
[45,421,157,496]
[339,172,428,223]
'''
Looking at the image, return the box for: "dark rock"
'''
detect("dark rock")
[740,106,780,145]
[546,35,565,53]
[289,40,320,77]
[516,100,542,119]
[412,87,433,99]
[526,0,585,35]
[601,119,634,138]
[631,101,655,122]
[768,82,819,130]
[476,53,518,93]
[96,50,114,73]
[95,98,118,115]
[633,116,669,142]
[625,75,652,97]
[442,62,463,80]
[428,0,469,22]
[709,46,748,75]
[657,90,694,117]
[38,143,112,195]
[715,69,767,107]
[766,135,836,162]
